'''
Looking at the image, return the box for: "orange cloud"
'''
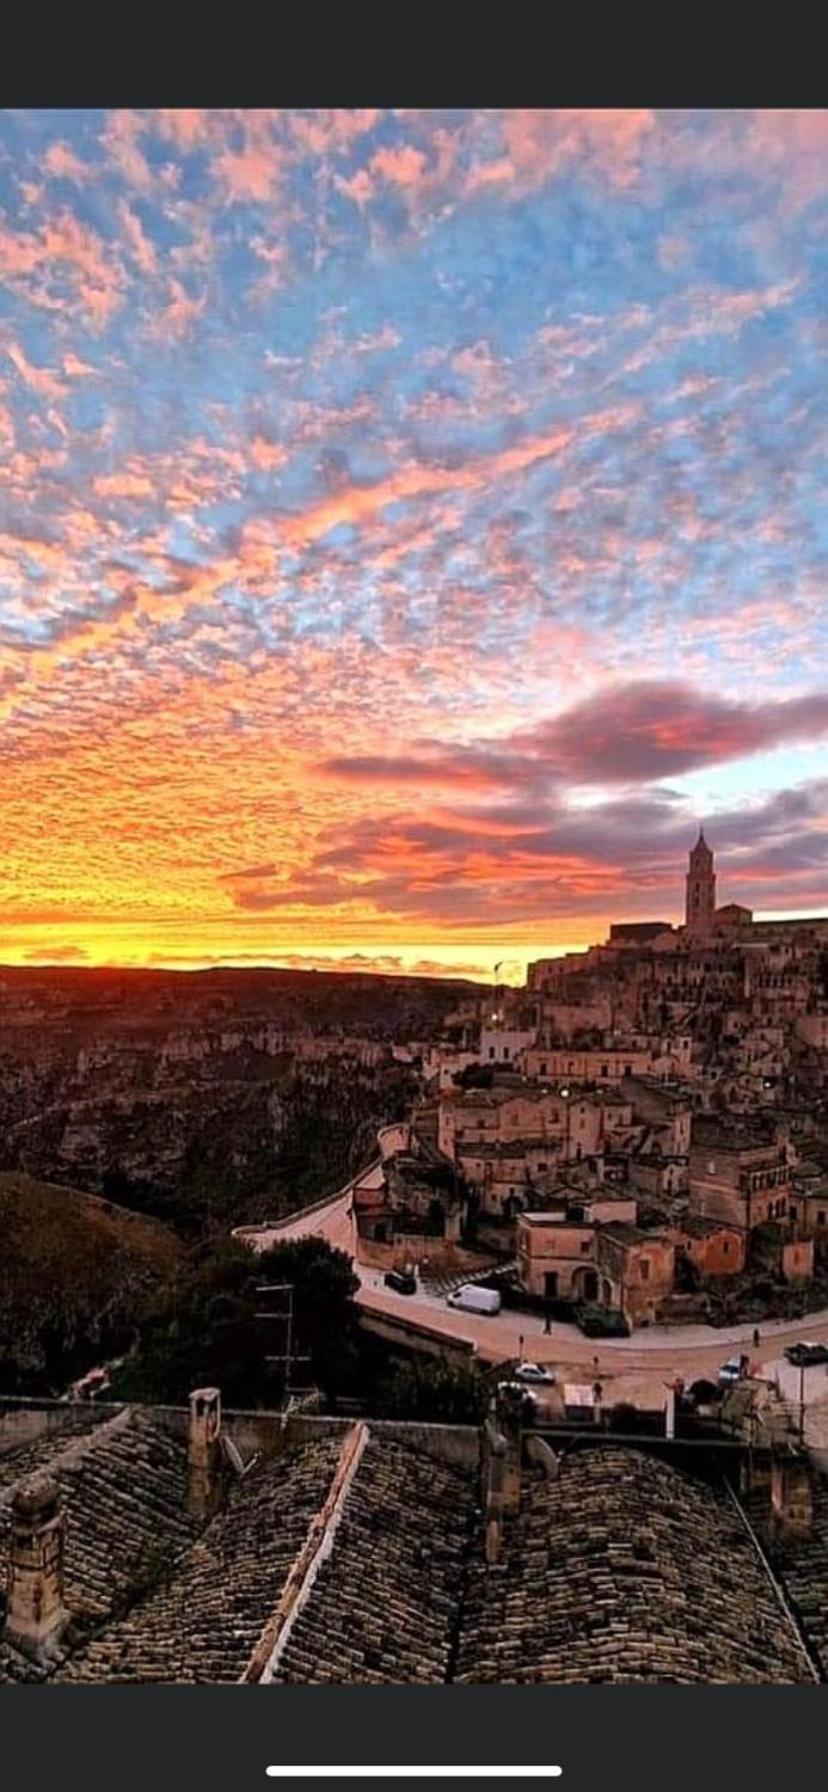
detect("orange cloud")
[93,470,155,499]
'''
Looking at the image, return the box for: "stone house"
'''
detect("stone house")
[689,1121,793,1231]
[516,1210,602,1304]
[668,1215,746,1280]
[594,1224,676,1327]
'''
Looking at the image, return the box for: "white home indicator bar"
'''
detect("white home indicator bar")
[266,1771,563,1780]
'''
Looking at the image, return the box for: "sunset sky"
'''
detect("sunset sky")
[0,108,826,981]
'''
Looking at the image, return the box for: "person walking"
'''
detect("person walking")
[753,1326,761,1351]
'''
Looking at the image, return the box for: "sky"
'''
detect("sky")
[0,108,826,983]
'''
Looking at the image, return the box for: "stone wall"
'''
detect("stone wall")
[355,1232,488,1275]
[284,1412,481,1471]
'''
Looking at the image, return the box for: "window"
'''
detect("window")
[818,1211,826,1227]
[722,1240,730,1254]
[503,1045,510,1059]
[489,1046,495,1060]
[640,1259,650,1281]
[601,1064,609,1078]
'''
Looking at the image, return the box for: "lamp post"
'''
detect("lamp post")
[799,1360,806,1447]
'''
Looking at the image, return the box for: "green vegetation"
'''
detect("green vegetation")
[373,1356,490,1425]
[81,1061,420,1239]
[112,1235,362,1408]
[0,1172,182,1393]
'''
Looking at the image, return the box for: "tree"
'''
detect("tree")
[114,1235,360,1409]
[378,1356,489,1425]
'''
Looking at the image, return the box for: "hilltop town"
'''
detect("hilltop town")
[336,833,828,1334]
[4,833,828,1687]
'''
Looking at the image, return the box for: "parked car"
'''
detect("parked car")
[718,1355,748,1386]
[573,1303,630,1339]
[512,1362,557,1385]
[383,1269,417,1296]
[446,1284,502,1315]
[784,1341,828,1368]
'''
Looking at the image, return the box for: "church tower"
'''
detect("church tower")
[685,829,716,935]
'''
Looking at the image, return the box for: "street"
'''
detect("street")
[239,1188,828,1425]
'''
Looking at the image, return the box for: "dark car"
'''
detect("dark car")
[383,1269,417,1296]
[784,1341,828,1368]
[574,1302,631,1339]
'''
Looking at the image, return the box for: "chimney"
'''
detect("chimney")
[770,1454,813,1542]
[482,1384,524,1565]
[187,1387,222,1521]
[4,1477,69,1661]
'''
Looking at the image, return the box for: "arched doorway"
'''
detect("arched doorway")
[572,1266,599,1303]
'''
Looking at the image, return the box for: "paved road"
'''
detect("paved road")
[242,1189,828,1411]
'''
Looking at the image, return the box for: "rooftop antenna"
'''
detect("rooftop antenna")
[255,1282,313,1395]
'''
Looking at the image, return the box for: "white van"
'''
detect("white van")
[446,1284,502,1316]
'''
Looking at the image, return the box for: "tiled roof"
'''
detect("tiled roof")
[0,1408,822,1685]
[61,1435,344,1683]
[454,1447,812,1684]
[0,1407,110,1491]
[0,1407,200,1683]
[270,1436,474,1684]
[745,1475,828,1682]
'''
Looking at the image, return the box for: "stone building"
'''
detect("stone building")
[594,1223,676,1327]
[668,1215,746,1280]
[516,1210,601,1304]
[689,1119,793,1231]
[685,829,716,937]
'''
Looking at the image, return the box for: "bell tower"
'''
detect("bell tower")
[685,829,716,935]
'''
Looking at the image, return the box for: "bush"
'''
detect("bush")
[377,1357,489,1425]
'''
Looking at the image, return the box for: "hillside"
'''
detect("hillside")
[0,1172,183,1393]
[0,963,479,1235]
[0,963,484,1039]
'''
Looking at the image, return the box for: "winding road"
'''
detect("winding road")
[234,1184,828,1424]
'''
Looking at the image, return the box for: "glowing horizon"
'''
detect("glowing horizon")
[1,110,826,977]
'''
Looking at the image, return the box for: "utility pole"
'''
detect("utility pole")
[255,1283,312,1396]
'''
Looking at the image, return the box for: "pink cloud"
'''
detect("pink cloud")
[43,142,93,184]
[249,436,288,472]
[212,122,284,203]
[93,470,155,500]
[118,199,158,277]
[335,168,376,209]
[61,351,96,378]
[469,109,657,196]
[149,279,205,342]
[101,110,155,192]
[289,110,380,157]
[5,341,68,401]
[370,143,429,189]
[154,109,214,150]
